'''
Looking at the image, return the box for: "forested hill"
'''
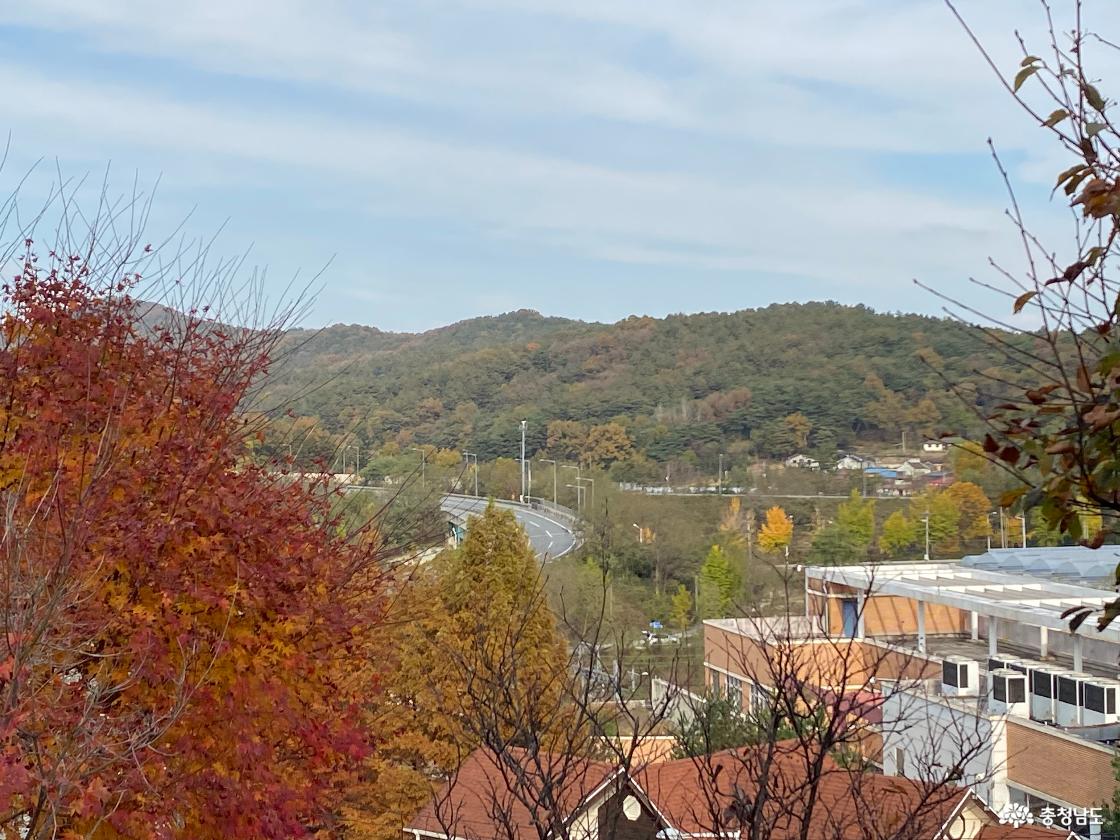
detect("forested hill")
[258,302,1013,477]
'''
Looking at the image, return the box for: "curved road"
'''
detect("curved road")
[440,495,580,560]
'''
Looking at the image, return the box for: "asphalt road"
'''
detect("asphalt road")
[440,495,579,560]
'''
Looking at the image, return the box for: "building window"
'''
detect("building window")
[726,676,743,709]
[709,668,722,695]
[751,681,769,713]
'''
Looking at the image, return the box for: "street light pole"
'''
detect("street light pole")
[562,464,580,508]
[718,453,724,495]
[565,483,585,512]
[520,420,527,502]
[578,476,595,514]
[922,511,931,561]
[541,458,558,505]
[463,451,479,497]
[411,447,427,489]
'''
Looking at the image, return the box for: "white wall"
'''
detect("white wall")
[881,690,1008,810]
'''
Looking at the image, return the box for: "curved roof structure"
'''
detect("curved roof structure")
[960,547,1120,588]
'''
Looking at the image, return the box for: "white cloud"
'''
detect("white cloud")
[0,0,1106,327]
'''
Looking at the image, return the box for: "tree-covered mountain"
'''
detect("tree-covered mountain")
[256,302,1015,480]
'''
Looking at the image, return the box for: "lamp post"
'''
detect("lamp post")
[718,453,724,495]
[577,476,595,515]
[541,458,558,505]
[922,511,931,561]
[562,464,580,508]
[520,420,527,502]
[411,447,427,489]
[463,451,479,496]
[986,512,994,551]
[565,483,585,512]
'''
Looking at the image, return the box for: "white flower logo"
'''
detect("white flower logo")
[997,803,1034,828]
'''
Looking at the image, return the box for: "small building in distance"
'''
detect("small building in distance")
[835,452,875,471]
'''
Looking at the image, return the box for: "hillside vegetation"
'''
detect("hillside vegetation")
[258,302,1016,478]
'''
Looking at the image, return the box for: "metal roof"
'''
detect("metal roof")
[960,546,1120,587]
[807,561,1120,642]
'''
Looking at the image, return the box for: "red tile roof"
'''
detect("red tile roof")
[638,743,967,840]
[409,743,973,840]
[978,827,1075,840]
[407,748,617,840]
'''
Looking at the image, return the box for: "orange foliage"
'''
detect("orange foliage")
[0,247,387,837]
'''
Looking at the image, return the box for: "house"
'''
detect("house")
[406,742,1072,840]
[924,441,949,454]
[920,470,953,489]
[784,454,820,470]
[835,453,875,471]
[882,458,936,479]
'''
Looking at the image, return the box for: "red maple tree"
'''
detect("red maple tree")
[0,241,389,838]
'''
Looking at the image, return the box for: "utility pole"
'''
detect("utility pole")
[464,451,479,496]
[541,458,558,505]
[999,508,1007,549]
[1021,509,1028,548]
[986,512,993,551]
[520,420,527,503]
[922,511,931,561]
[718,453,724,495]
[411,447,427,489]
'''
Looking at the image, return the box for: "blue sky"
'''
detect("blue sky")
[0,1,1116,331]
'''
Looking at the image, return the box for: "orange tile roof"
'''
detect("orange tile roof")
[978,827,1075,840]
[638,743,967,840]
[407,748,617,840]
[409,743,973,840]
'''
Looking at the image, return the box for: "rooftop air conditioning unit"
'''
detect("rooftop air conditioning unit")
[988,656,1025,674]
[1081,678,1120,725]
[1030,665,1064,722]
[942,656,979,698]
[989,669,1029,717]
[1056,671,1093,726]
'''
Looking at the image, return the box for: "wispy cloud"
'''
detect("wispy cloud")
[0,0,1107,329]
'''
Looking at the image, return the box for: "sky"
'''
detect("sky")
[0,1,1118,331]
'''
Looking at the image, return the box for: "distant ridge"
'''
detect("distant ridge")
[258,300,1014,466]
